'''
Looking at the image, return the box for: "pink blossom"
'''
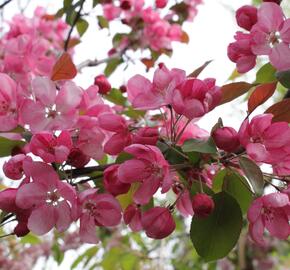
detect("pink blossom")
[212,126,240,152]
[172,78,221,119]
[67,148,90,168]
[132,127,159,145]
[236,5,258,31]
[98,113,132,155]
[29,131,72,163]
[94,74,111,95]
[192,193,215,218]
[247,192,290,245]
[20,77,82,132]
[141,207,175,239]
[176,190,194,217]
[16,161,77,235]
[227,32,257,73]
[127,64,186,110]
[118,144,172,205]
[250,2,290,71]
[124,204,143,232]
[238,114,290,163]
[3,154,31,180]
[104,164,131,196]
[0,73,19,131]
[78,189,122,244]
[0,188,31,236]
[103,4,122,21]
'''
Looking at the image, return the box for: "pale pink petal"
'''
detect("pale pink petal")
[249,217,266,246]
[269,42,290,71]
[55,200,72,232]
[32,77,56,106]
[80,213,98,244]
[16,182,47,209]
[28,204,56,235]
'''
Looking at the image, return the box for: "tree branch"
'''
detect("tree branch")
[64,0,86,51]
[63,164,112,179]
[0,0,13,9]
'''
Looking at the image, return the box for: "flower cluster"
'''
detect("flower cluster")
[0,7,70,88]
[228,2,290,73]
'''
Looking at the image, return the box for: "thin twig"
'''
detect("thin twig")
[64,0,86,51]
[0,0,12,9]
[63,164,112,179]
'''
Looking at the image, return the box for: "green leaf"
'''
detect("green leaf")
[0,137,25,157]
[239,156,264,195]
[52,243,64,265]
[104,88,127,106]
[116,183,139,210]
[190,181,214,196]
[255,63,277,84]
[190,192,243,261]
[182,137,217,154]
[276,69,290,88]
[71,246,99,269]
[120,253,139,270]
[93,0,99,7]
[223,170,253,214]
[97,15,109,29]
[104,58,123,77]
[122,107,145,119]
[20,233,41,245]
[76,18,89,37]
[63,0,73,9]
[212,169,227,193]
[116,152,133,163]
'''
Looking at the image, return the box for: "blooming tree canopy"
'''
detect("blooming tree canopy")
[0,0,289,269]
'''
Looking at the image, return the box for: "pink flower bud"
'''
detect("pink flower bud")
[132,127,159,145]
[120,0,131,10]
[192,193,215,218]
[94,74,111,95]
[141,207,175,239]
[3,154,27,180]
[156,0,167,9]
[212,126,240,152]
[67,148,90,168]
[124,204,142,231]
[235,5,258,31]
[104,164,131,196]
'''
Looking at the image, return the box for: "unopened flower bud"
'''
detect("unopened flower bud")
[192,193,215,218]
[94,74,111,95]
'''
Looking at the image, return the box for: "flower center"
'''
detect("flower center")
[268,31,281,48]
[46,189,62,206]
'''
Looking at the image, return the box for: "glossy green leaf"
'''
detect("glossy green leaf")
[190,192,243,261]
[0,137,25,157]
[255,63,277,84]
[97,15,109,29]
[104,58,123,77]
[182,137,217,154]
[239,156,264,195]
[76,18,89,36]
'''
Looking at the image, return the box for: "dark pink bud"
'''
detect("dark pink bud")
[156,0,167,8]
[94,74,111,95]
[3,154,26,180]
[120,85,127,93]
[108,48,117,56]
[120,0,131,10]
[132,127,159,145]
[104,164,131,196]
[141,207,175,239]
[67,148,90,168]
[192,193,215,218]
[236,5,258,31]
[124,204,142,231]
[212,126,240,152]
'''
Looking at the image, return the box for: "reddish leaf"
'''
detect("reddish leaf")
[181,31,190,43]
[41,14,55,21]
[141,58,155,71]
[187,60,212,78]
[265,99,290,122]
[220,82,254,105]
[51,53,77,81]
[248,82,277,114]
[61,38,80,50]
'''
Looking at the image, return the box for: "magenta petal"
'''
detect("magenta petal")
[28,204,56,235]
[249,217,265,246]
[269,42,290,71]
[80,213,98,244]
[133,177,160,205]
[265,210,290,239]
[118,159,147,183]
[55,200,72,232]
[16,182,47,209]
